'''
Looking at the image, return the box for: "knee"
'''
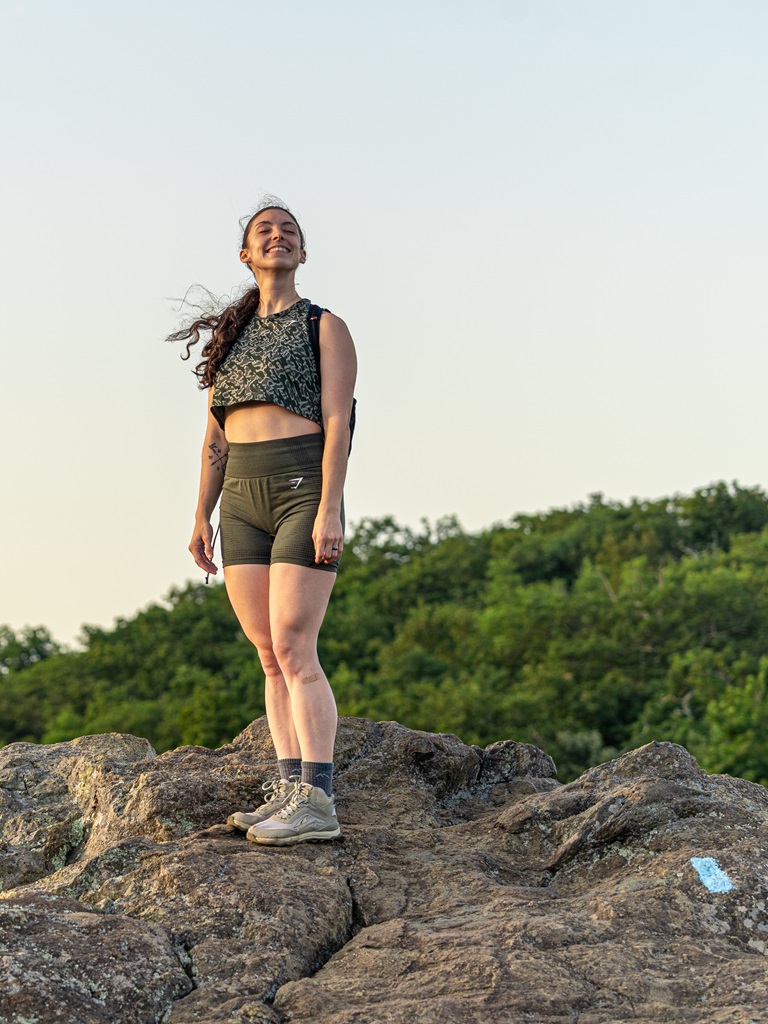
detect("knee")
[246,635,281,677]
[272,631,310,679]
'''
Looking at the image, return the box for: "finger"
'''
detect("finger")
[201,531,213,561]
[190,541,216,573]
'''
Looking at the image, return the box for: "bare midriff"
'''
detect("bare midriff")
[223,401,323,443]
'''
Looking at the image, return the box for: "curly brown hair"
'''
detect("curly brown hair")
[169,285,261,388]
[168,202,305,388]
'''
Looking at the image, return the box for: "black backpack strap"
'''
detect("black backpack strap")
[307,302,356,455]
[307,303,325,383]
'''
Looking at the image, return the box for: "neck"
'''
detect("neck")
[253,271,301,316]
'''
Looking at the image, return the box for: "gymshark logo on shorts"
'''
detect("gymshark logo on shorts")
[289,477,304,489]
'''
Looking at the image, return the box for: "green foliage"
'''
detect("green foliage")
[4,483,768,784]
[1,624,59,674]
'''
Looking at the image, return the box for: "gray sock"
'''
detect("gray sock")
[302,761,334,797]
[278,758,302,781]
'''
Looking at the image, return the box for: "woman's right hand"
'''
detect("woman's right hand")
[189,517,218,575]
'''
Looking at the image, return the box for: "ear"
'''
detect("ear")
[299,249,307,264]
[239,249,250,264]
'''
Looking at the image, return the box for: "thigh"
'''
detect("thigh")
[269,463,325,569]
[268,563,336,643]
[271,504,326,569]
[220,479,273,567]
[270,490,344,572]
[223,563,272,645]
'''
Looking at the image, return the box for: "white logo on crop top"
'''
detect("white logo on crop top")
[288,477,304,489]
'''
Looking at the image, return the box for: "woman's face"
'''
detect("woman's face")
[240,208,306,277]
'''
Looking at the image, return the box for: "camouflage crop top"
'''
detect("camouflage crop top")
[210,297,322,429]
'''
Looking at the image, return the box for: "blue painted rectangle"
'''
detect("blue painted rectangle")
[690,856,734,893]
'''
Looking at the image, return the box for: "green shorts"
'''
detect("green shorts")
[220,434,343,573]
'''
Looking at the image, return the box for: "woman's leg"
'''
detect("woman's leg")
[268,563,337,763]
[223,563,301,760]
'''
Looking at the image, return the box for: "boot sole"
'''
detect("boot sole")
[246,826,342,846]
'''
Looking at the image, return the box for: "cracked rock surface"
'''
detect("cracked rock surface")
[1,718,767,1023]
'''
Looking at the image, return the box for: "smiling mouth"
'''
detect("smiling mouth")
[266,246,290,254]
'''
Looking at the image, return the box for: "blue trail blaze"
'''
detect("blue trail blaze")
[690,857,734,893]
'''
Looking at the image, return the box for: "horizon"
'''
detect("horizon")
[8,476,761,649]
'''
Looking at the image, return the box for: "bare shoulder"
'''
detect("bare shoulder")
[319,309,351,333]
[319,310,356,353]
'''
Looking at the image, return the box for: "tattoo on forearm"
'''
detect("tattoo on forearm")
[208,442,228,473]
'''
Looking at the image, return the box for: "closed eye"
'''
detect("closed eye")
[256,221,297,235]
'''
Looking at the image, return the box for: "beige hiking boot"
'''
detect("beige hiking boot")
[246,782,340,845]
[227,777,296,832]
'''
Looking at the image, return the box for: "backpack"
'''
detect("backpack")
[307,303,357,454]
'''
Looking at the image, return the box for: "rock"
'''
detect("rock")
[0,892,191,1023]
[1,722,767,1023]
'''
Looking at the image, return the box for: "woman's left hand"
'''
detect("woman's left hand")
[312,508,344,563]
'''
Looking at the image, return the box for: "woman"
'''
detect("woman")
[173,200,356,846]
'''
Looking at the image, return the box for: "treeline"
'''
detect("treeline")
[3,482,768,783]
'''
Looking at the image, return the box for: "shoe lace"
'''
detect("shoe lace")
[272,781,313,820]
[261,776,296,807]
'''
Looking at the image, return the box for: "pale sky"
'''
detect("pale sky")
[2,0,767,646]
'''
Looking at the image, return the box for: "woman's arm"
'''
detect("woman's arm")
[314,311,357,563]
[189,388,229,575]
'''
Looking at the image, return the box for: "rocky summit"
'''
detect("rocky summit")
[1,719,767,1024]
